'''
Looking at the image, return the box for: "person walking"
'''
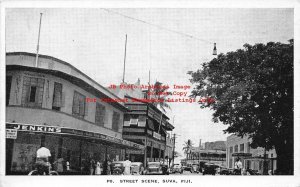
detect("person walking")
[234,157,243,175]
[95,161,101,175]
[90,158,96,175]
[123,155,131,175]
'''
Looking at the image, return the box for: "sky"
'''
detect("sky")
[5,8,294,161]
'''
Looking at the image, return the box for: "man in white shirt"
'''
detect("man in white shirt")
[234,157,243,175]
[36,142,51,175]
[123,155,132,175]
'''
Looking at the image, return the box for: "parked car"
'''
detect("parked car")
[130,162,144,175]
[202,163,219,175]
[199,161,207,173]
[246,168,261,175]
[219,167,231,175]
[171,164,183,174]
[191,164,200,173]
[111,161,125,175]
[183,164,192,172]
[145,162,169,175]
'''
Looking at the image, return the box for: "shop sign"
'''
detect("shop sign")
[9,123,61,133]
[6,129,17,139]
[232,153,252,157]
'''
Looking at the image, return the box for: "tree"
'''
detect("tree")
[183,139,194,159]
[188,40,293,174]
[151,81,171,113]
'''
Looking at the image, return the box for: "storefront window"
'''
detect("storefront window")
[62,137,81,171]
[10,132,41,172]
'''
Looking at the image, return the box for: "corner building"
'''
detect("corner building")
[5,52,144,175]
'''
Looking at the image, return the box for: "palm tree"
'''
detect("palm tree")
[182,139,194,160]
[151,81,171,113]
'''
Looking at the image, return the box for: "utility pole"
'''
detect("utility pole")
[172,133,177,166]
[35,13,43,67]
[122,34,127,83]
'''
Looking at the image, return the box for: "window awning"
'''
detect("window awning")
[6,122,144,150]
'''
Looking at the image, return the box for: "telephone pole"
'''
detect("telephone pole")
[172,133,177,166]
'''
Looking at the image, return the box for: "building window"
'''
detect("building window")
[112,111,120,131]
[95,103,105,126]
[21,76,45,107]
[247,142,251,153]
[229,158,233,168]
[72,91,86,118]
[234,145,238,153]
[240,144,244,153]
[6,76,12,106]
[52,82,63,111]
[230,147,233,153]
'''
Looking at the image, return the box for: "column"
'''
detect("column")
[144,138,147,167]
[150,146,153,161]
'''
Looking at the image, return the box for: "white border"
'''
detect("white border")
[1,1,299,187]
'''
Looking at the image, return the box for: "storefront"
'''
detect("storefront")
[6,122,144,175]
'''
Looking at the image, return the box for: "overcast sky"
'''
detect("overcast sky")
[6,8,294,160]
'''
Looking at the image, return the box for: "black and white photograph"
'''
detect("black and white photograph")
[0,1,299,187]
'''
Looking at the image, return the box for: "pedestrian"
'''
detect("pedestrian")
[95,161,101,175]
[54,157,64,173]
[123,155,131,175]
[90,158,96,175]
[234,157,242,175]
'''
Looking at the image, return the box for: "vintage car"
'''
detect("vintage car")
[191,164,200,173]
[145,162,169,175]
[183,164,192,172]
[219,167,231,175]
[202,163,219,175]
[130,162,144,175]
[111,161,125,175]
[171,164,183,174]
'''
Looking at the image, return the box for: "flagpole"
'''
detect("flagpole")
[35,13,43,67]
[122,34,127,83]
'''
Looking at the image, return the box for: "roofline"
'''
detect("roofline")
[6,52,122,100]
[6,52,129,111]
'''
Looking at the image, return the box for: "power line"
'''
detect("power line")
[102,8,214,45]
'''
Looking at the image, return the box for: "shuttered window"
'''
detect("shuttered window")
[95,103,105,126]
[21,76,45,108]
[240,143,244,153]
[72,91,86,118]
[112,111,120,132]
[52,82,62,110]
[234,145,238,153]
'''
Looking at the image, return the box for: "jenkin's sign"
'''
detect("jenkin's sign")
[8,123,61,133]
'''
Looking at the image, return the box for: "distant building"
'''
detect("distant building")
[204,141,226,150]
[181,140,226,167]
[226,134,277,174]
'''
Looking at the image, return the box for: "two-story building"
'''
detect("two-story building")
[226,134,277,174]
[5,52,144,175]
